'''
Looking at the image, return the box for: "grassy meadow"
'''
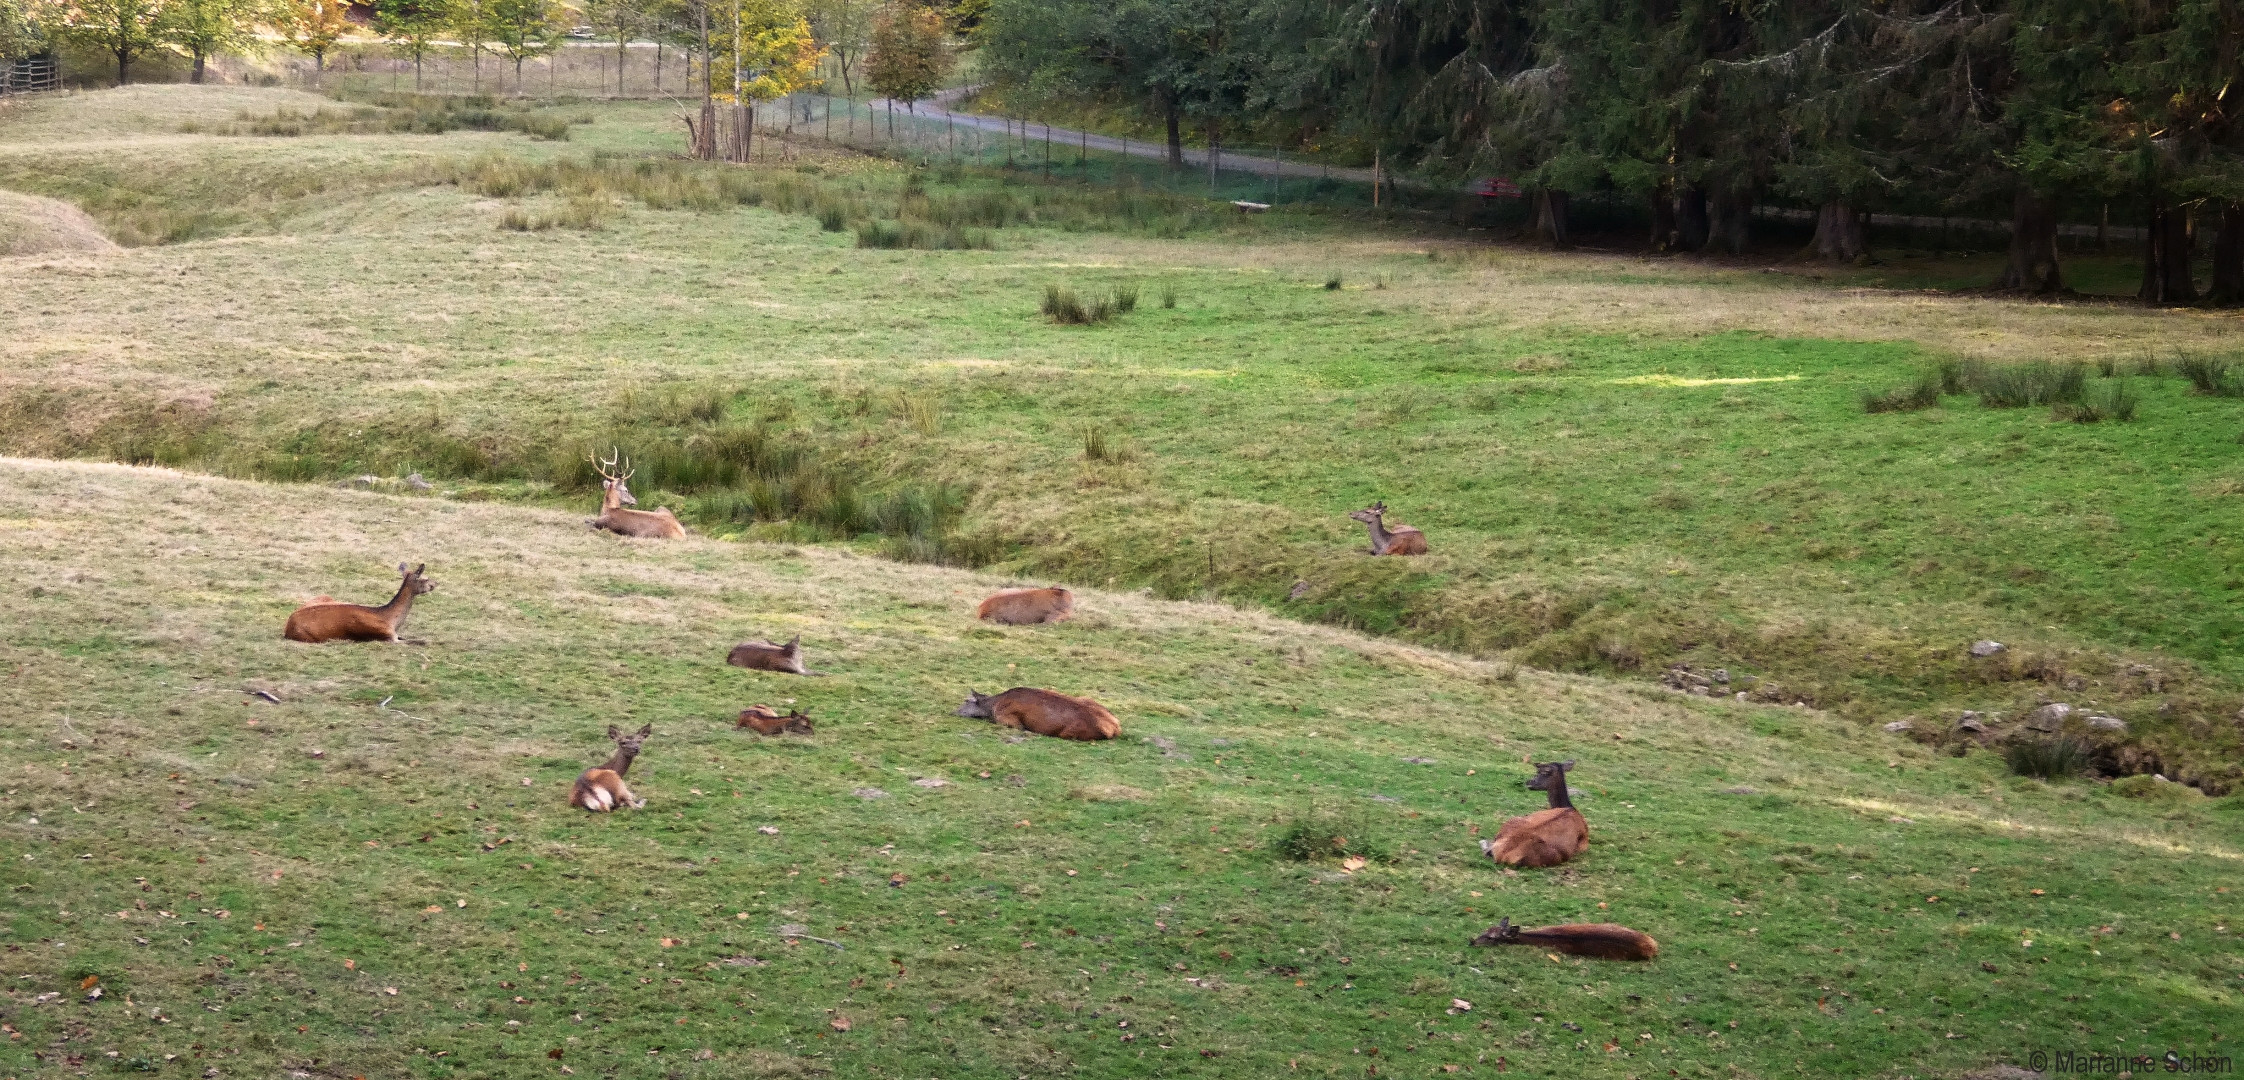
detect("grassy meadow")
[2,84,2244,1076]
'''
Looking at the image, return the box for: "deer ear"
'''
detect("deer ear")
[1559,760,1575,771]
[636,723,652,737]
[786,634,801,650]
[414,564,426,575]
[606,724,621,739]
[398,562,409,573]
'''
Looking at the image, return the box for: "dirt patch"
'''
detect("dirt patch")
[0,189,117,256]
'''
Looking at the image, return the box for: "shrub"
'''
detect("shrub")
[2005,737,2091,780]
[1274,806,1391,863]
[2054,380,2139,423]
[818,206,847,232]
[1936,358,1964,395]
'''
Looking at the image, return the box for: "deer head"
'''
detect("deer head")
[1470,917,1522,947]
[606,722,653,757]
[396,563,437,597]
[1525,760,1575,791]
[1347,501,1389,527]
[589,448,639,507]
[955,690,997,720]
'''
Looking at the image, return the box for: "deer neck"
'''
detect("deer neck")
[1544,773,1574,810]
[602,746,639,776]
[600,484,625,515]
[377,577,419,630]
[1362,514,1393,552]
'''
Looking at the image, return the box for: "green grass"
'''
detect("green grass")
[0,457,2238,1079]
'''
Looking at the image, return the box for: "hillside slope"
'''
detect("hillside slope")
[0,458,2236,1078]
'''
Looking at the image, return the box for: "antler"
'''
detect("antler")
[588,447,635,483]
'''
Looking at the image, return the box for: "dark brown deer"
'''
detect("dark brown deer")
[283,563,437,643]
[587,449,687,539]
[737,705,814,735]
[955,687,1119,741]
[1471,918,1658,961]
[726,634,822,675]
[1348,501,1428,555]
[1481,760,1589,868]
[569,723,652,812]
[977,586,1075,625]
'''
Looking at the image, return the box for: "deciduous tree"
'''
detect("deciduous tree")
[486,0,563,93]
[373,0,449,90]
[54,0,169,84]
[283,0,350,73]
[159,0,258,82]
[865,0,948,113]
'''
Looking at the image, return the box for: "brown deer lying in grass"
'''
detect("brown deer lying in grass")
[955,687,1119,741]
[1349,501,1428,555]
[283,563,437,643]
[587,450,686,539]
[1471,917,1658,961]
[569,723,651,812]
[737,705,814,735]
[1481,760,1589,868]
[726,634,822,675]
[978,586,1075,625]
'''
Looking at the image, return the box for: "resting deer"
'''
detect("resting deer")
[1471,917,1658,962]
[283,563,437,643]
[569,723,651,812]
[955,687,1120,741]
[1349,501,1428,555]
[726,634,822,675]
[737,705,814,735]
[587,450,686,539]
[978,586,1075,625]
[1481,760,1589,868]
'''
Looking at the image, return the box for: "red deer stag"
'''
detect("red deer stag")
[977,586,1075,625]
[569,723,652,812]
[1348,501,1428,555]
[737,705,815,735]
[726,634,822,675]
[587,450,686,539]
[283,563,437,643]
[1471,917,1658,961]
[954,687,1120,741]
[1481,760,1589,868]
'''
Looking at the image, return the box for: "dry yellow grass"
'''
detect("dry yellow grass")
[0,188,117,255]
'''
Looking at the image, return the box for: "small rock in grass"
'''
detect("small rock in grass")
[1721,785,1757,795]
[911,777,948,788]
[2023,703,2072,732]
[2087,715,2127,732]
[850,787,888,800]
[1882,720,1913,733]
[405,472,432,491]
[1400,756,1436,765]
[1969,640,2006,658]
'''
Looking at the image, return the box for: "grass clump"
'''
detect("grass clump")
[1042,284,1138,325]
[2174,353,2244,396]
[2053,379,2139,422]
[1862,368,1943,413]
[1274,805,1392,864]
[2004,737,2092,779]
[1964,359,2087,408]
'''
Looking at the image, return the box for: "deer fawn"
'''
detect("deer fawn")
[569,723,651,812]
[1471,917,1658,961]
[955,687,1120,741]
[726,634,821,676]
[283,563,437,643]
[737,705,814,735]
[587,450,687,539]
[1482,760,1589,868]
[1349,501,1428,555]
[977,587,1075,625]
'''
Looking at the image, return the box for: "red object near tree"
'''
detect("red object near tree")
[1475,177,1523,199]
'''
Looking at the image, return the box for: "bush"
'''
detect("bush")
[817,206,847,232]
[2005,737,2091,780]
[1274,806,1392,864]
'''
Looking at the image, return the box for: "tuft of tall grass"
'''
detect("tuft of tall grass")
[1324,274,1343,291]
[902,393,942,436]
[1041,285,1138,325]
[817,206,847,232]
[2004,737,2091,780]
[1275,805,1392,864]
[1159,285,1178,309]
[1081,424,1137,463]
[1862,369,1942,413]
[2174,354,2244,396]
[1964,360,2086,408]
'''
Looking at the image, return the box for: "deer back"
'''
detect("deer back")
[727,636,811,675]
[594,506,688,539]
[1486,807,1588,868]
[737,705,814,735]
[977,587,1075,625]
[987,687,1120,741]
[283,603,400,643]
[1382,526,1428,555]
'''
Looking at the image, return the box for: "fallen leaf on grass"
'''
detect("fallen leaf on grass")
[830,1015,852,1032]
[1339,856,1367,873]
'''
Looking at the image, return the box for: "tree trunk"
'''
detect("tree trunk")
[654,41,662,92]
[1809,200,1869,262]
[1649,179,1677,252]
[117,48,128,86]
[616,34,626,96]
[1993,187,2063,293]
[2212,201,2244,306]
[415,55,422,91]
[190,53,206,83]
[1677,186,1709,251]
[515,56,524,95]
[1164,99,1183,168]
[696,0,714,159]
[1708,187,1751,253]
[1530,189,1570,247]
[2139,193,2198,305]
